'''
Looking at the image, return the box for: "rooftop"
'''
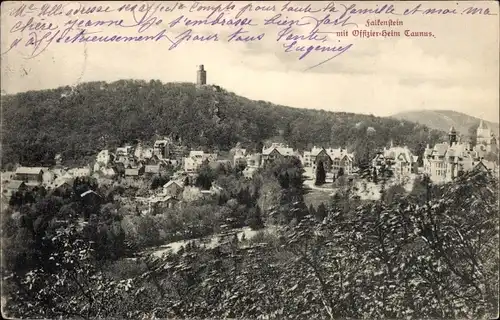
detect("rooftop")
[15,167,44,175]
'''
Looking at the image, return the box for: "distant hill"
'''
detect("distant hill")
[1,80,446,168]
[391,110,499,137]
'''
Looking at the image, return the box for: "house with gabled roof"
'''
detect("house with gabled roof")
[153,138,173,159]
[326,148,355,175]
[67,167,92,178]
[473,161,490,173]
[245,153,261,168]
[15,167,44,184]
[183,157,199,173]
[423,127,483,183]
[261,143,295,166]
[373,145,417,181]
[144,165,161,175]
[95,166,116,177]
[116,146,133,156]
[125,167,145,177]
[51,180,73,197]
[149,195,180,211]
[5,180,27,197]
[163,180,184,197]
[183,150,217,173]
[231,145,247,167]
[303,147,333,171]
[96,149,113,165]
[476,119,498,153]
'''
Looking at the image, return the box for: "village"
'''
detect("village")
[2,65,499,214]
[2,119,499,212]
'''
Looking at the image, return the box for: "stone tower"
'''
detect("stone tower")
[476,119,491,145]
[448,126,457,146]
[197,65,207,85]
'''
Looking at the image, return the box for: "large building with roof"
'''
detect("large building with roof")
[302,147,355,175]
[261,143,296,166]
[476,119,498,154]
[423,126,484,183]
[372,143,418,181]
[326,148,355,175]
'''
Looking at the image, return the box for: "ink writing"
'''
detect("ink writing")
[2,1,497,69]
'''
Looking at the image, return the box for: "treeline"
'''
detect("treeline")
[1,80,445,167]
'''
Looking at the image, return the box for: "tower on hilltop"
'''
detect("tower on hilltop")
[197,65,207,85]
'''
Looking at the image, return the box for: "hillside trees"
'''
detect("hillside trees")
[4,224,137,319]
[282,169,499,319]
[2,81,445,168]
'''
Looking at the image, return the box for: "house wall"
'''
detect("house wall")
[16,172,43,182]
[164,183,183,197]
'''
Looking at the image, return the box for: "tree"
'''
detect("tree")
[73,176,98,198]
[262,157,308,224]
[246,205,264,230]
[256,141,264,153]
[113,162,126,177]
[337,167,344,177]
[468,123,479,146]
[308,204,316,217]
[195,164,216,190]
[9,190,36,208]
[372,167,378,183]
[151,174,169,190]
[4,224,137,319]
[315,161,326,186]
[237,187,252,207]
[356,160,371,182]
[315,203,327,221]
[377,161,394,191]
[383,184,406,203]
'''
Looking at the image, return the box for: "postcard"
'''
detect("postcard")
[1,1,499,319]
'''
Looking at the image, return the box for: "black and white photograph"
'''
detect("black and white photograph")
[1,1,499,319]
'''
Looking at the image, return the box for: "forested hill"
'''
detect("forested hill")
[1,80,446,167]
[392,110,500,137]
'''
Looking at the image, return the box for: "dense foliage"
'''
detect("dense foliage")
[2,167,497,319]
[1,80,445,167]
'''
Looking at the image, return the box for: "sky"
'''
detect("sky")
[1,1,499,120]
